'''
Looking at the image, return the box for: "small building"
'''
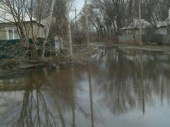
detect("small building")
[119,19,151,43]
[121,19,151,35]
[150,10,170,44]
[154,21,170,35]
[154,10,170,35]
[119,9,170,45]
[0,4,45,40]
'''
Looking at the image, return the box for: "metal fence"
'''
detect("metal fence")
[0,39,55,59]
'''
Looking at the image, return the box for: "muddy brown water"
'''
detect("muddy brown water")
[1,49,170,127]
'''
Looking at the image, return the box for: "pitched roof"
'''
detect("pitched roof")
[155,21,168,27]
[121,19,151,30]
[155,18,170,28]
[0,3,44,25]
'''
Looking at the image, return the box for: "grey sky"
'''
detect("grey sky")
[70,0,84,19]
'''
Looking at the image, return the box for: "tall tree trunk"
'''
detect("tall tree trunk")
[66,0,73,57]
[41,0,56,59]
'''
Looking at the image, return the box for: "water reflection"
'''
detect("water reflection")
[1,49,170,127]
[0,74,56,127]
[95,50,170,115]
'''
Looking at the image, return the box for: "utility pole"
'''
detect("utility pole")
[85,0,89,45]
[66,0,73,56]
[74,8,77,24]
[74,8,78,32]
[71,8,77,29]
[139,0,142,45]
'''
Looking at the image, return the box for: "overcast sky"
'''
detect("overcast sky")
[70,0,84,19]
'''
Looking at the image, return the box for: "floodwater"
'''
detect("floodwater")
[1,48,170,127]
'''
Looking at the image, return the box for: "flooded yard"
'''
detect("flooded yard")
[1,48,170,127]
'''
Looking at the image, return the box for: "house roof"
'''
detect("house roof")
[121,19,151,30]
[0,3,44,26]
[155,21,168,28]
[151,9,170,28]
[155,18,170,28]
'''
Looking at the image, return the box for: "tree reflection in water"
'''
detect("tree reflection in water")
[93,49,170,115]
[1,48,170,127]
[5,74,57,127]
[0,67,95,127]
[88,71,94,127]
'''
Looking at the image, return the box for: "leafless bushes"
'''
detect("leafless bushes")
[0,0,97,69]
[87,0,170,41]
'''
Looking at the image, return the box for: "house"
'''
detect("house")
[0,3,45,40]
[119,19,151,43]
[119,9,170,44]
[121,19,151,35]
[154,10,170,35]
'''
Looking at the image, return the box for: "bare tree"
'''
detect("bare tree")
[42,0,56,59]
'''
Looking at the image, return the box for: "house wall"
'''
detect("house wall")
[21,22,45,39]
[0,24,21,40]
[154,27,167,35]
[0,22,45,40]
[0,25,7,40]
[119,34,141,44]
[120,28,148,44]
[121,29,148,36]
[162,35,170,45]
[31,23,45,38]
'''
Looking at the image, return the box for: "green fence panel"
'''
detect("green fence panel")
[0,38,55,59]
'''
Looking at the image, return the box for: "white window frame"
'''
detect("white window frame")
[5,27,20,40]
[40,27,45,38]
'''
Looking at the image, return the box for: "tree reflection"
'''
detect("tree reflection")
[6,74,57,127]
[0,70,77,127]
[1,48,170,127]
[140,50,145,115]
[93,49,170,115]
[43,67,96,127]
[88,71,94,127]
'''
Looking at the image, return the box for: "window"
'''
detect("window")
[6,28,19,40]
[8,30,13,39]
[14,30,19,39]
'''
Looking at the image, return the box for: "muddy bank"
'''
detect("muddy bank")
[119,45,170,52]
[2,44,170,78]
[0,49,97,78]
[114,44,170,52]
